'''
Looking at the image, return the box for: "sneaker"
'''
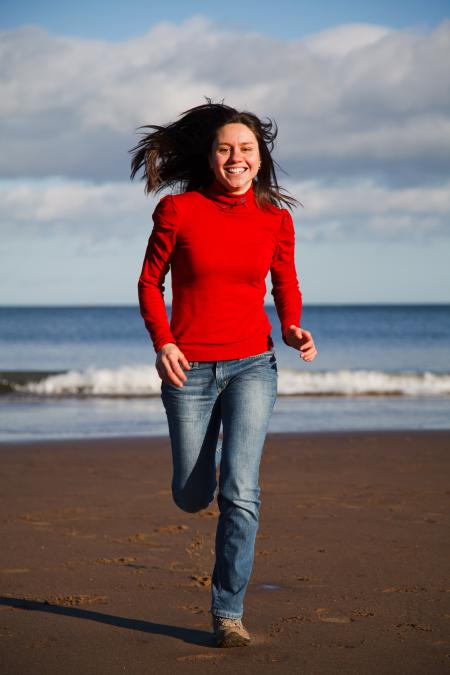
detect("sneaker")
[212,615,251,648]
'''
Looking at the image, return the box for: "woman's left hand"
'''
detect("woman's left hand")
[284,325,318,362]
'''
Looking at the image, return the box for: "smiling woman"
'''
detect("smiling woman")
[128,97,318,648]
[129,98,299,211]
[209,123,261,194]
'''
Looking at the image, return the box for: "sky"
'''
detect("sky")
[1,0,449,305]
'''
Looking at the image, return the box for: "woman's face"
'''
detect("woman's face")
[209,123,261,194]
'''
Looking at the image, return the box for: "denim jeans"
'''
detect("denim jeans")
[160,349,278,620]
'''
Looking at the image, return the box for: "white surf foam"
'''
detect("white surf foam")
[15,365,450,398]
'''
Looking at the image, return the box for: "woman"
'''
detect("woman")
[130,100,318,648]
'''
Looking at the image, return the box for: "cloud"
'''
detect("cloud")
[1,176,448,245]
[0,17,449,186]
[302,22,394,57]
[0,178,155,245]
[294,178,450,241]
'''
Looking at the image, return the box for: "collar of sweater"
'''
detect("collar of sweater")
[202,179,256,210]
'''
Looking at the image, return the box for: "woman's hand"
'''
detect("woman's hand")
[284,325,318,362]
[156,343,191,387]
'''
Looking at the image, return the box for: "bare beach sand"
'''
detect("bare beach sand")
[1,431,449,674]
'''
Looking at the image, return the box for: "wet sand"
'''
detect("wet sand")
[0,431,449,674]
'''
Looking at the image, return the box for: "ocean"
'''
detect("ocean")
[1,304,449,441]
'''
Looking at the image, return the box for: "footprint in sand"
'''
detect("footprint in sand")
[95,556,139,566]
[185,538,205,558]
[351,609,375,618]
[281,615,312,624]
[128,533,153,543]
[18,514,53,528]
[315,608,353,624]
[195,509,219,519]
[113,534,170,551]
[10,594,107,607]
[177,604,206,615]
[382,585,427,593]
[154,524,190,534]
[268,615,311,636]
[169,561,196,573]
[396,622,432,632]
[255,547,285,557]
[190,574,211,588]
[176,654,224,663]
[48,594,108,606]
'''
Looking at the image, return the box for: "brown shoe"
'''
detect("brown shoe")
[212,615,251,648]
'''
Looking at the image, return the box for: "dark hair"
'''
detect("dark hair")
[129,98,300,211]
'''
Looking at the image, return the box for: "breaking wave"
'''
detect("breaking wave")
[2,365,450,398]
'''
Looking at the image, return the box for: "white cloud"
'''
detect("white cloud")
[0,178,156,244]
[0,16,448,256]
[0,18,449,186]
[295,177,450,241]
[302,22,393,58]
[1,177,448,245]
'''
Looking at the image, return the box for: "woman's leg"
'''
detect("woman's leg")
[161,362,222,513]
[210,350,278,620]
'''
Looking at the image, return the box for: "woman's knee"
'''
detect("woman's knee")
[172,489,213,513]
[217,488,261,520]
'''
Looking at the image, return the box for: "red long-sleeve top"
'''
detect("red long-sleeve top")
[138,179,302,361]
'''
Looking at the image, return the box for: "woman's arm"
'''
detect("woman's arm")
[138,195,178,353]
[138,196,193,386]
[270,209,303,345]
[270,209,318,362]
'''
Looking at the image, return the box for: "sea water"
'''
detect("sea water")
[1,305,449,441]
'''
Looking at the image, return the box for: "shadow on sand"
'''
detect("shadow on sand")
[1,595,214,647]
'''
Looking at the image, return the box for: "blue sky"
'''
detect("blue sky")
[1,0,448,40]
[0,1,449,305]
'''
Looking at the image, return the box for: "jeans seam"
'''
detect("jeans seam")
[236,350,274,362]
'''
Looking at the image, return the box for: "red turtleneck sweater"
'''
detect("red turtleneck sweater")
[138,180,302,361]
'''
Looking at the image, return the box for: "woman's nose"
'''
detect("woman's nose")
[229,146,243,162]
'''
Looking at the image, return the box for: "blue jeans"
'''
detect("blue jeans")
[160,349,278,620]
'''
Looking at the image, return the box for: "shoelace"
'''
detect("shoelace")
[216,617,242,627]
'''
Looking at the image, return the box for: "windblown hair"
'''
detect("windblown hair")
[129,98,299,211]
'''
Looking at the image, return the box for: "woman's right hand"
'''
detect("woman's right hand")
[156,343,191,387]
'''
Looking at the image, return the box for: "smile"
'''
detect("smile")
[225,167,247,174]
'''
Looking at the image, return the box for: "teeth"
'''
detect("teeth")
[226,168,246,174]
